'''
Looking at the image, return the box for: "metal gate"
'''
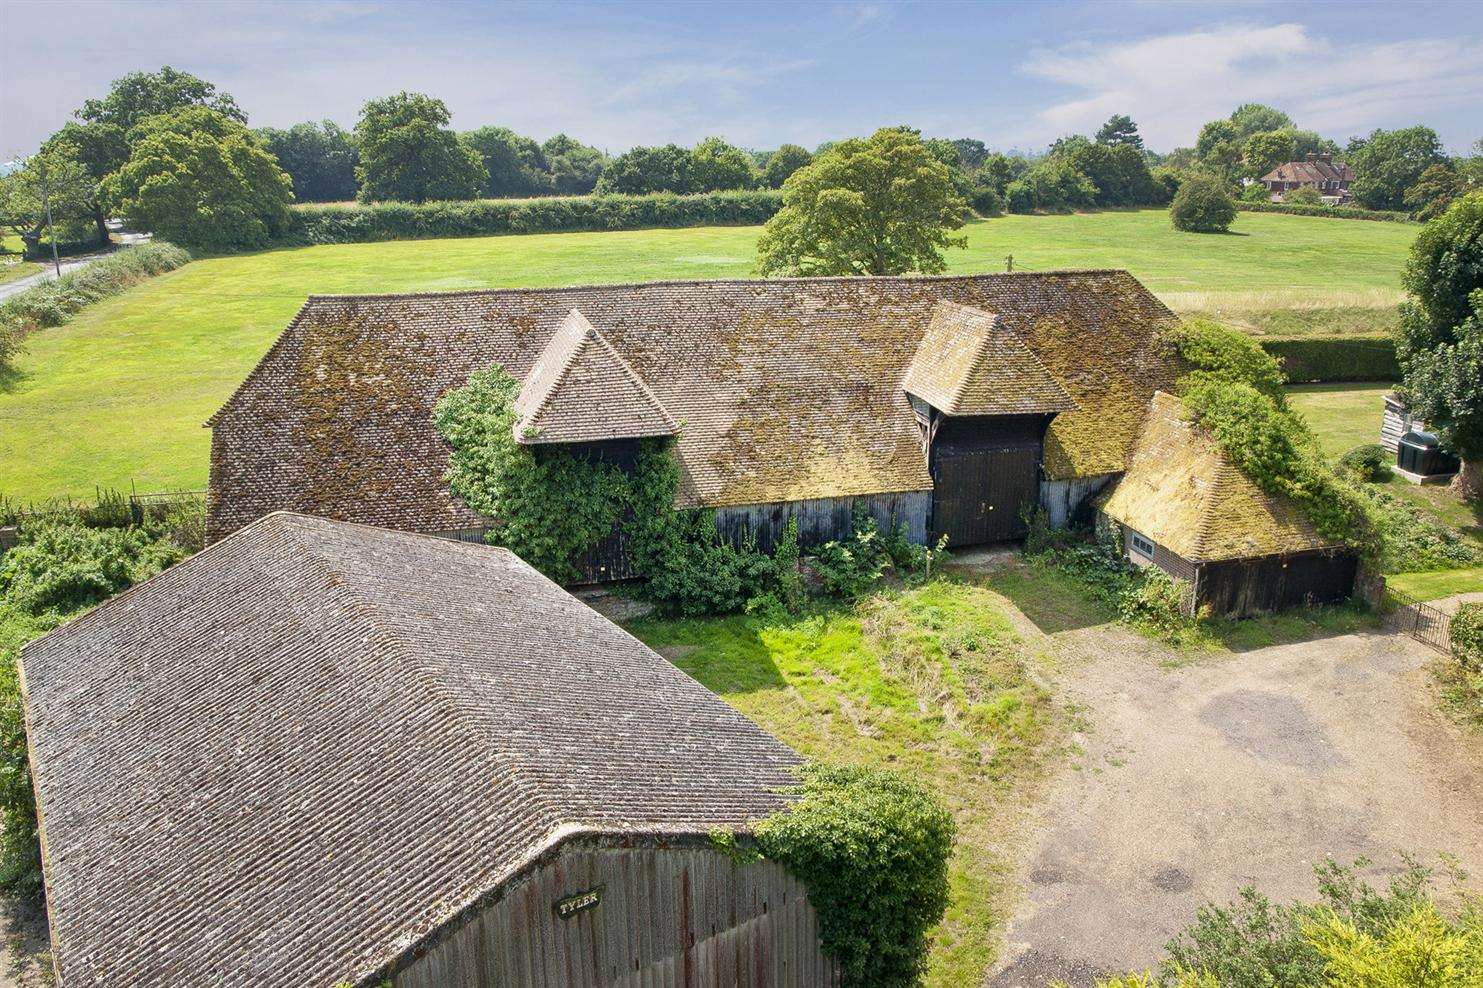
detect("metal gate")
[1386,588,1453,653]
[931,445,1040,547]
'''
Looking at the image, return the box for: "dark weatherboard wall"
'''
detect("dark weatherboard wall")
[393,836,837,987]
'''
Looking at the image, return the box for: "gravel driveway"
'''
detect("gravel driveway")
[987,622,1483,986]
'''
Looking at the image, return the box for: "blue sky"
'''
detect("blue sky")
[2,0,1480,157]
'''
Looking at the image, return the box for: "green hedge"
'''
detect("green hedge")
[1262,336,1400,383]
[286,190,785,245]
[1236,201,1414,223]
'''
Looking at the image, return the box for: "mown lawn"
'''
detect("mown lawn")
[627,580,1061,986]
[1,209,1415,502]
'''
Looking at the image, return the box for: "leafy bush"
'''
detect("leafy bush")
[1028,532,1204,645]
[1362,486,1482,572]
[289,189,782,245]
[1338,444,1393,482]
[1236,201,1414,222]
[0,608,58,894]
[0,242,190,356]
[1283,185,1324,206]
[754,763,954,987]
[1170,175,1237,233]
[1452,603,1483,673]
[0,523,185,615]
[1260,337,1400,384]
[1240,182,1273,204]
[812,509,943,600]
[1147,857,1481,988]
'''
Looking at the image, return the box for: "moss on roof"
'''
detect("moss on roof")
[1101,392,1338,562]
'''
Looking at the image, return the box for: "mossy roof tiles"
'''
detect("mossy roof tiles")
[206,272,1178,540]
[20,512,798,986]
[1100,392,1338,562]
[903,302,1077,416]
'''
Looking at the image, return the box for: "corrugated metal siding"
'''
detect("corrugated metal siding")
[713,492,931,553]
[1041,474,1117,528]
[395,839,837,988]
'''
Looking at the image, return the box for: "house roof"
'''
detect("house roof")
[512,308,678,443]
[1099,392,1339,562]
[20,512,799,988]
[205,272,1179,541]
[1259,159,1353,184]
[904,302,1078,416]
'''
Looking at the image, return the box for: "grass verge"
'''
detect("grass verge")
[1388,567,1483,600]
[627,579,1062,985]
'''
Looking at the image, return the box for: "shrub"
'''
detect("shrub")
[1236,201,1413,223]
[1170,174,1237,233]
[1363,486,1482,572]
[1153,857,1476,988]
[0,523,185,615]
[1452,603,1483,673]
[1283,185,1323,205]
[0,243,190,364]
[1239,182,1272,204]
[287,190,783,246]
[1260,337,1400,384]
[753,763,954,987]
[1338,444,1393,482]
[813,512,890,600]
[1028,535,1205,646]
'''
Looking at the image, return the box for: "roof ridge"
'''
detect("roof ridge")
[997,319,1076,410]
[299,269,1144,303]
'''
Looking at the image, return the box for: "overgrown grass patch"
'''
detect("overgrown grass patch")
[627,579,1061,986]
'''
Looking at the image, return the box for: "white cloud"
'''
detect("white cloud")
[1013,22,1483,150]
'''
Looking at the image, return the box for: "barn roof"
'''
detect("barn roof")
[1100,392,1338,562]
[20,513,799,988]
[205,272,1179,541]
[904,301,1077,416]
[512,308,678,443]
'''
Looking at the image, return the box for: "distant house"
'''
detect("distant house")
[1259,152,1354,203]
[21,512,829,987]
[205,272,1182,574]
[1099,393,1357,616]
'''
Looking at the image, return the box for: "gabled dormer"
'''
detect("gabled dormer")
[513,309,679,444]
[903,301,1077,425]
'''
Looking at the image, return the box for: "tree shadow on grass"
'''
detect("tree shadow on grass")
[1201,604,1383,654]
[625,615,788,695]
[959,559,1116,635]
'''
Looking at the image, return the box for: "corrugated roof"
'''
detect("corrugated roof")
[206,273,1178,541]
[21,513,798,988]
[512,308,678,443]
[1100,392,1337,562]
[903,302,1077,416]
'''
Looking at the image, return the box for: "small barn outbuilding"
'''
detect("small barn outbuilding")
[20,512,830,987]
[1099,393,1358,617]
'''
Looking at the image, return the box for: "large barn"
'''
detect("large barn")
[20,512,831,987]
[1099,393,1358,616]
[204,272,1183,570]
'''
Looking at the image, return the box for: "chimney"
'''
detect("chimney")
[1306,152,1318,162]
[1320,152,1332,164]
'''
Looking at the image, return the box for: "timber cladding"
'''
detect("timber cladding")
[396,835,837,988]
[204,272,1179,542]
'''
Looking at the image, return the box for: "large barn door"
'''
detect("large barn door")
[931,446,1040,547]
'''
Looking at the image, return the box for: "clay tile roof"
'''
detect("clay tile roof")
[1100,393,1337,562]
[904,302,1078,416]
[513,308,678,443]
[1259,159,1353,184]
[20,512,798,988]
[205,273,1179,541]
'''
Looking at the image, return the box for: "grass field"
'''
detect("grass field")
[627,580,1061,985]
[1,208,1417,502]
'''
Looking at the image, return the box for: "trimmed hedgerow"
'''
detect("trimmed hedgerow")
[1260,337,1400,383]
[288,190,784,245]
[1236,201,1414,223]
[753,763,955,988]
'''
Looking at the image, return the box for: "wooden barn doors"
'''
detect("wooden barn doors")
[929,415,1048,548]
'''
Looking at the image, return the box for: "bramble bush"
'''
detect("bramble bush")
[753,763,955,987]
[1337,444,1392,483]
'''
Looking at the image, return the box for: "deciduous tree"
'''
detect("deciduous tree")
[102,107,292,250]
[1243,129,1297,179]
[255,121,359,203]
[462,126,549,198]
[756,127,966,276]
[1349,126,1445,211]
[541,134,606,195]
[1194,119,1243,186]
[689,137,756,192]
[1397,192,1483,496]
[354,92,486,203]
[80,65,244,134]
[1229,103,1292,138]
[596,144,693,195]
[762,144,812,189]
